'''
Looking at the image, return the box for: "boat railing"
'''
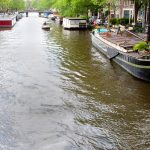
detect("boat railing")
[118,25,145,41]
[124,29,145,41]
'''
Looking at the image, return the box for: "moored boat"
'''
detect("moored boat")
[91,29,150,82]
[63,18,87,30]
[42,22,50,30]
[0,15,16,28]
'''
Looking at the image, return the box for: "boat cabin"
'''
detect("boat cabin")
[0,15,16,28]
[63,18,87,29]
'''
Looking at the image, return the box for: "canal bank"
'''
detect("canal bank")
[0,13,150,150]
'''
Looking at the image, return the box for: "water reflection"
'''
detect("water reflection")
[0,13,150,150]
[47,22,150,149]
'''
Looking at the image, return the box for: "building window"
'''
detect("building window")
[124,10,129,18]
[131,0,134,4]
[124,0,129,6]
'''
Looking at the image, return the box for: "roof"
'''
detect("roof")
[64,18,86,20]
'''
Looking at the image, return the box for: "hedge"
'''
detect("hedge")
[110,18,133,25]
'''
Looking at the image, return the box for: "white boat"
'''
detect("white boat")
[63,18,87,30]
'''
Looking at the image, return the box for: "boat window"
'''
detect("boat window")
[75,20,79,24]
[70,20,75,25]
[80,20,86,23]
[70,20,79,25]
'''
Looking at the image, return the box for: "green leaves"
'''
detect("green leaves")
[11,0,25,10]
[0,0,25,11]
[133,42,150,51]
[31,0,112,17]
[29,0,122,19]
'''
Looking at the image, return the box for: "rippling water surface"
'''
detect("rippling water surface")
[0,13,150,150]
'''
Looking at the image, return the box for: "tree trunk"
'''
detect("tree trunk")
[134,1,142,24]
[144,5,147,25]
[134,1,139,24]
[107,3,111,29]
[113,6,116,18]
[147,0,150,42]
[86,7,88,20]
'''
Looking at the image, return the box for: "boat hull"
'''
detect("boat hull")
[0,16,16,28]
[91,33,150,82]
[42,25,50,30]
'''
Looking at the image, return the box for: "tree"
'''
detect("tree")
[10,0,25,11]
[134,0,148,23]
[31,0,55,10]
[0,0,25,11]
[147,0,150,42]
[31,0,107,17]
[0,0,12,11]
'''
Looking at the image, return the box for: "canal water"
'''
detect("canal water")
[0,13,150,150]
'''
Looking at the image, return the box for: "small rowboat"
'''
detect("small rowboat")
[42,22,50,30]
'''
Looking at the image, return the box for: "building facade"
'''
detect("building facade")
[110,0,135,19]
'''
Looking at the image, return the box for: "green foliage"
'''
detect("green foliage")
[118,18,132,25]
[11,0,25,10]
[0,0,25,11]
[110,18,117,25]
[0,0,12,10]
[133,42,150,51]
[32,0,53,10]
[31,0,107,17]
[133,26,145,33]
[110,18,133,25]
[79,15,87,19]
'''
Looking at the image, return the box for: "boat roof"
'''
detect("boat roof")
[64,18,86,20]
[0,15,16,19]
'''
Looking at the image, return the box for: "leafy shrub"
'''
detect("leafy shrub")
[118,18,133,25]
[110,18,133,25]
[133,42,150,51]
[79,15,87,19]
[110,18,118,25]
[133,26,145,33]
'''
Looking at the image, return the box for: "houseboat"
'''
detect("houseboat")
[63,18,87,29]
[0,15,16,28]
[91,28,150,82]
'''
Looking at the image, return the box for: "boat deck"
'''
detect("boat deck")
[100,32,144,48]
[98,31,148,58]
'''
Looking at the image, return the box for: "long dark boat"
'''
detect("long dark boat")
[91,29,150,82]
